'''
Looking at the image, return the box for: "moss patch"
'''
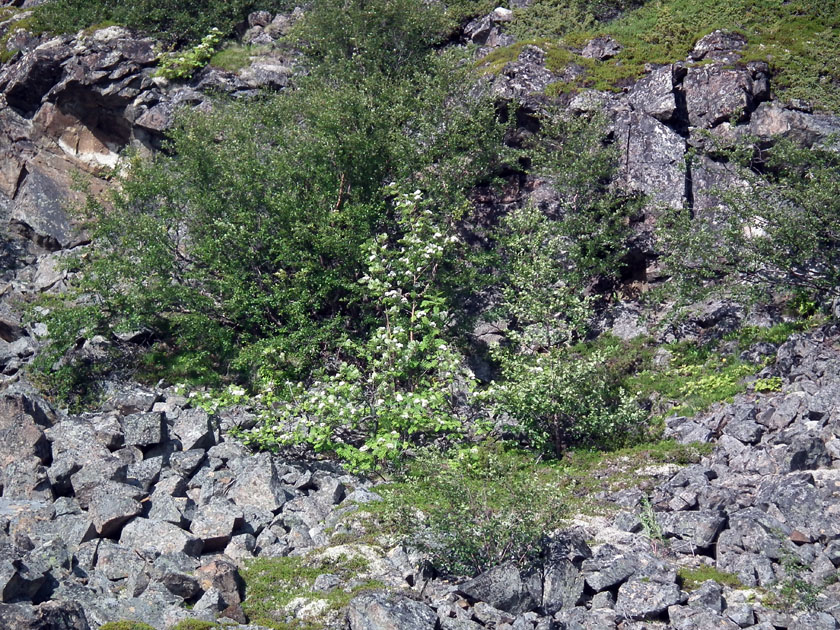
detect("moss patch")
[678,565,745,590]
[488,0,840,111]
[99,622,156,630]
[209,44,270,72]
[239,554,385,630]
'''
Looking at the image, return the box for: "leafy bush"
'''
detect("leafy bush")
[384,447,565,576]
[240,189,477,470]
[156,28,222,79]
[33,0,292,44]
[485,348,648,455]
[36,0,508,443]
[480,113,645,455]
[660,138,840,304]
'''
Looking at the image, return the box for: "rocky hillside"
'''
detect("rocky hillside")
[0,1,839,629]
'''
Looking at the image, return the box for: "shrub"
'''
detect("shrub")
[384,447,565,576]
[484,348,648,455]
[660,138,840,304]
[481,113,646,455]
[240,189,478,470]
[34,0,292,45]
[39,0,505,380]
[156,28,223,80]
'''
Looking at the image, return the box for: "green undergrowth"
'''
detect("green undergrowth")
[99,622,156,630]
[239,555,384,629]
[344,440,712,574]
[568,317,816,420]
[483,0,840,111]
[678,565,745,591]
[171,621,232,630]
[209,44,271,72]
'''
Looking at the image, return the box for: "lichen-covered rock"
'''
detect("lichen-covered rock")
[348,592,437,630]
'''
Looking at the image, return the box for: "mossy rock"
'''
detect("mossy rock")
[99,622,156,630]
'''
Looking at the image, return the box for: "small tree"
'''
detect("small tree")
[484,113,646,455]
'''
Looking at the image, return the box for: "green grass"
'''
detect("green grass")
[678,565,745,590]
[0,13,43,64]
[483,0,840,111]
[171,621,225,630]
[209,44,270,72]
[238,555,384,630]
[99,622,156,630]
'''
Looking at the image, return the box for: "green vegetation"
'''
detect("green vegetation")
[380,447,565,576]
[486,0,840,111]
[171,621,225,630]
[156,27,223,79]
[361,440,712,575]
[239,555,383,629]
[764,554,838,612]
[661,138,840,305]
[31,0,292,45]
[99,622,156,630]
[209,45,269,72]
[678,566,745,590]
[31,0,824,478]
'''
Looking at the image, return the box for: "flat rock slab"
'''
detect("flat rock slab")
[190,501,243,551]
[119,518,203,557]
[121,412,164,447]
[616,580,682,620]
[348,592,437,630]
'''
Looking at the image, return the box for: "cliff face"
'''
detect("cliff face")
[0,4,840,630]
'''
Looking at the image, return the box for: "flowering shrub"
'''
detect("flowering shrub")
[156,28,222,80]
[238,187,476,470]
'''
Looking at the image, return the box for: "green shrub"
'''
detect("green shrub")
[480,113,646,455]
[33,0,292,45]
[36,0,508,427]
[660,138,840,303]
[156,27,222,80]
[485,348,648,455]
[240,189,478,470]
[383,447,566,576]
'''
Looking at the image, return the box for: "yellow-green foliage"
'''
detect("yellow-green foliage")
[486,0,840,111]
[99,622,156,630]
[239,555,383,630]
[678,565,745,590]
[171,621,223,630]
[209,45,267,72]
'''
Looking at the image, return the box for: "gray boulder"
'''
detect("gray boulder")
[457,564,538,615]
[347,592,437,630]
[615,579,683,620]
[87,481,144,537]
[119,518,203,557]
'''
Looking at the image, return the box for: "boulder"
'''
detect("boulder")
[615,110,686,208]
[615,579,683,620]
[457,564,538,615]
[121,412,165,448]
[119,518,203,557]
[87,482,144,537]
[347,592,437,630]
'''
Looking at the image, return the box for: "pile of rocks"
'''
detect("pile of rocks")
[0,381,396,628]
